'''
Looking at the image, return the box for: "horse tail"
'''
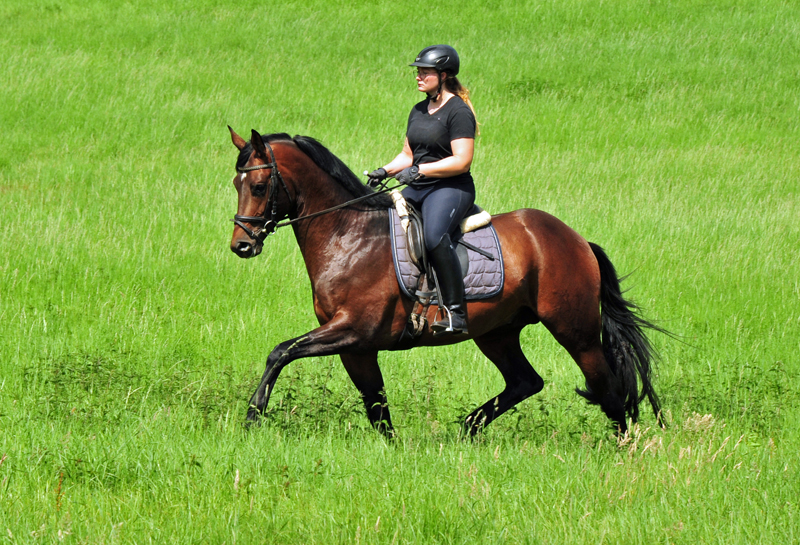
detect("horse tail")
[587,242,663,425]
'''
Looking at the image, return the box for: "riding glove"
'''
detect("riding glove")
[367,167,388,187]
[395,165,422,185]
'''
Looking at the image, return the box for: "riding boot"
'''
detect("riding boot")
[429,235,469,336]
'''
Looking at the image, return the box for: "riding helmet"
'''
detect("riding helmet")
[409,45,460,77]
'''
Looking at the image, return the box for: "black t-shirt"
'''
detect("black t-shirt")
[405,95,476,187]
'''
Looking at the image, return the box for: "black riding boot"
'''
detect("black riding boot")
[429,235,468,336]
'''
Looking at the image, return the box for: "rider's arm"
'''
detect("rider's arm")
[381,138,414,176]
[417,138,474,179]
[384,137,474,180]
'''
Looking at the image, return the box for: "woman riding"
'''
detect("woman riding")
[368,44,478,337]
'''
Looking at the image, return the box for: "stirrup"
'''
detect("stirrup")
[431,307,468,336]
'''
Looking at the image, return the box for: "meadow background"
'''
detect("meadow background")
[1,0,798,542]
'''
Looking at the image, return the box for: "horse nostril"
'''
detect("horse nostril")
[233,241,252,257]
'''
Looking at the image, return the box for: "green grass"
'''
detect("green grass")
[1,0,799,542]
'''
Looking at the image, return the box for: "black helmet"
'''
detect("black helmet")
[409,45,460,77]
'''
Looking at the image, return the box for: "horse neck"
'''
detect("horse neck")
[288,165,373,238]
[287,168,388,281]
[292,171,353,223]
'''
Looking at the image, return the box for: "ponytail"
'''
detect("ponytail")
[444,76,480,134]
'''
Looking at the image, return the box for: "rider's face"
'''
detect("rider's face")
[416,68,440,94]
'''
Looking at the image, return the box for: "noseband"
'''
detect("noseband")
[232,140,291,243]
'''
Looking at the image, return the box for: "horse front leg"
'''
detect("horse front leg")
[246,317,360,424]
[464,325,545,436]
[339,352,394,437]
[246,337,303,423]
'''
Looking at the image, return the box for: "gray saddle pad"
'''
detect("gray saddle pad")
[389,208,504,301]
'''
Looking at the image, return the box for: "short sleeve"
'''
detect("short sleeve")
[447,102,476,140]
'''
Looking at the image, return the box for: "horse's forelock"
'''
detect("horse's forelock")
[235,142,253,171]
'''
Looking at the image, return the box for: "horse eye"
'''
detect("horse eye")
[251,184,267,197]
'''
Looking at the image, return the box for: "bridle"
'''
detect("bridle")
[232,140,290,243]
[232,139,406,244]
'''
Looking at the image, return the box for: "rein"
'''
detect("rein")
[233,141,404,243]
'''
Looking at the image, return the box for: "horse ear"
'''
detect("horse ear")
[251,129,268,159]
[229,126,247,150]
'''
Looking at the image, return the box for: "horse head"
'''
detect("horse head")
[228,127,294,258]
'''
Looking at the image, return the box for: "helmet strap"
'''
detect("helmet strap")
[427,72,445,102]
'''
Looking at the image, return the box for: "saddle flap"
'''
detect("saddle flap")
[406,211,425,270]
[405,202,477,274]
[390,207,504,303]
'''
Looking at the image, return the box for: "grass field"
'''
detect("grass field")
[1,0,799,542]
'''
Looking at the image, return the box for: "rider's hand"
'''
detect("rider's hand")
[367,167,388,188]
[395,165,422,185]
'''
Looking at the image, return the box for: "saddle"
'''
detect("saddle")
[389,191,504,344]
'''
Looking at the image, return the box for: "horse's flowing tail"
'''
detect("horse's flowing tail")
[583,243,663,425]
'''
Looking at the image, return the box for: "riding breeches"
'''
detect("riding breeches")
[401,181,476,250]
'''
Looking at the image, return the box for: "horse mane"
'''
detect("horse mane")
[236,133,393,209]
[291,135,393,209]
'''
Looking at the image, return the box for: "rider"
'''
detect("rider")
[368,44,477,336]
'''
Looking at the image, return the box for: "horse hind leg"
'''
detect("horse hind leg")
[465,326,544,436]
[538,283,628,431]
[559,242,664,433]
[569,344,629,433]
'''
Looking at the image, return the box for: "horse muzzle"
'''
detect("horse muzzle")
[231,216,276,258]
[231,239,263,258]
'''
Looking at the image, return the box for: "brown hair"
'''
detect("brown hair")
[444,76,479,134]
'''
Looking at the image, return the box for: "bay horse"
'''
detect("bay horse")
[228,127,662,436]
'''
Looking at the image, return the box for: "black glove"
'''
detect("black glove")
[366,167,388,188]
[395,165,422,185]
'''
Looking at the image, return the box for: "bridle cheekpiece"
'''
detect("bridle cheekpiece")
[232,140,291,243]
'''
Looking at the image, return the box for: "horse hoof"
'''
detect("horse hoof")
[462,416,486,439]
[246,407,265,426]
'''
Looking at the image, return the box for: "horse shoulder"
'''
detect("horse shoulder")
[306,212,401,327]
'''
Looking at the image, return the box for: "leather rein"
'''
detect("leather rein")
[232,140,404,243]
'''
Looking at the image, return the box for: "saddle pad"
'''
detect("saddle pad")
[389,208,504,302]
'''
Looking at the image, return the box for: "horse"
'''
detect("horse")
[228,127,663,436]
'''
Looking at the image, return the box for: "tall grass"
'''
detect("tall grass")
[1,0,798,542]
